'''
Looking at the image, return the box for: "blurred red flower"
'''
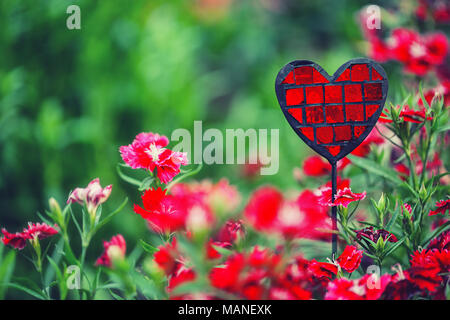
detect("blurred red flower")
[302,155,331,177]
[133,187,186,234]
[244,186,331,240]
[96,234,126,268]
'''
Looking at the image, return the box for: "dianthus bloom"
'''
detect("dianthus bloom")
[96,234,126,268]
[302,155,331,177]
[429,199,450,216]
[244,186,331,240]
[67,178,112,217]
[119,132,188,184]
[379,105,433,124]
[336,245,363,273]
[133,187,186,234]
[1,222,58,250]
[318,187,366,208]
[355,226,398,243]
[325,274,392,300]
[361,25,449,76]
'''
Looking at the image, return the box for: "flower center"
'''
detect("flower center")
[145,143,165,162]
[409,42,426,58]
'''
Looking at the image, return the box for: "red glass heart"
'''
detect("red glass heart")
[275,58,388,163]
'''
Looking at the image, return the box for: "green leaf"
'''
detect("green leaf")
[386,205,401,231]
[108,289,124,300]
[347,155,402,184]
[140,239,158,255]
[383,237,406,258]
[93,197,128,234]
[0,250,16,299]
[166,163,203,191]
[116,164,141,187]
[1,282,47,300]
[138,177,155,191]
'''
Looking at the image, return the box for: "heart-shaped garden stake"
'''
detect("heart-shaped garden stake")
[275,58,388,256]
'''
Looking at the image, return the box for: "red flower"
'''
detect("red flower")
[67,178,112,217]
[428,230,450,251]
[245,187,331,240]
[120,132,187,184]
[355,226,398,243]
[210,253,246,290]
[133,188,186,234]
[350,129,385,158]
[395,163,410,181]
[308,260,338,280]
[399,106,433,123]
[96,234,126,268]
[244,186,283,231]
[168,265,196,292]
[408,249,443,292]
[25,223,59,240]
[302,155,331,177]
[424,32,449,65]
[206,240,231,260]
[319,187,366,208]
[325,274,391,300]
[429,199,450,216]
[336,245,363,273]
[325,278,363,300]
[1,229,29,250]
[216,220,244,244]
[1,223,58,250]
[154,237,179,275]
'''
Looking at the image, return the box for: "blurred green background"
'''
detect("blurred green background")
[0,0,437,264]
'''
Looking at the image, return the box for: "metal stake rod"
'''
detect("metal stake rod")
[331,161,337,259]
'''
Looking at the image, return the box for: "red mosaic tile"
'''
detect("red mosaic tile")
[295,66,313,85]
[344,84,363,102]
[351,64,370,82]
[326,145,341,156]
[313,69,329,84]
[305,86,324,104]
[286,88,304,106]
[364,83,382,101]
[299,127,314,141]
[316,126,334,144]
[336,68,350,82]
[325,105,344,123]
[305,106,324,123]
[334,125,352,141]
[366,104,379,119]
[287,108,303,123]
[353,126,366,138]
[282,71,295,84]
[345,104,364,121]
[371,68,383,80]
[324,85,343,103]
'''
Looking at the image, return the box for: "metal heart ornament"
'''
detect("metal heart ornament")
[275,58,388,164]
